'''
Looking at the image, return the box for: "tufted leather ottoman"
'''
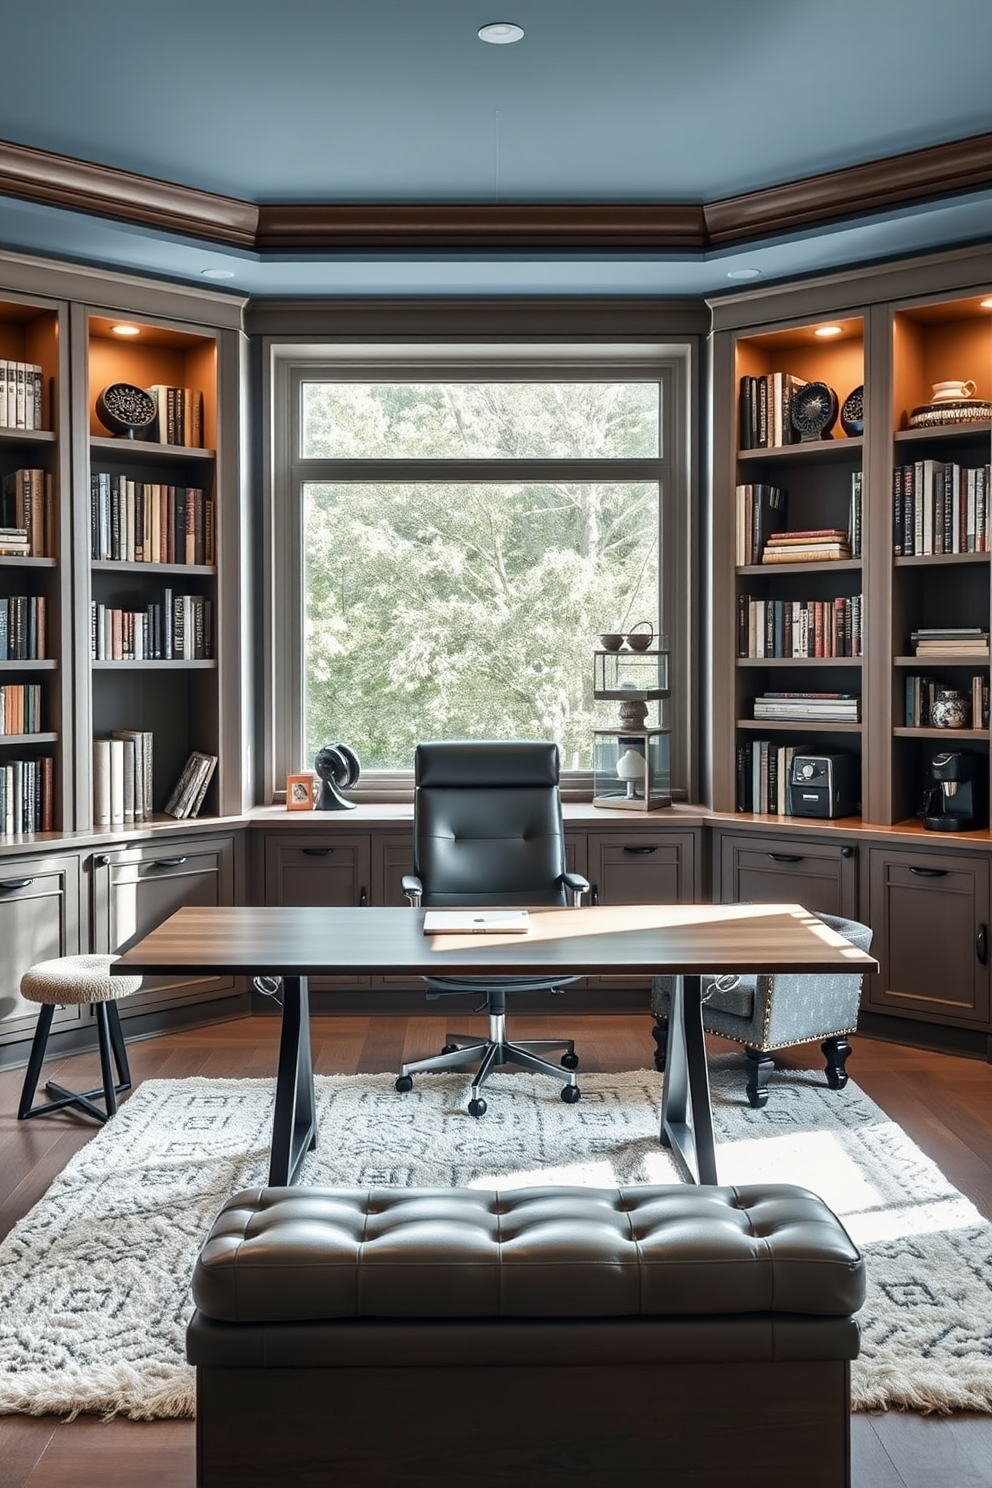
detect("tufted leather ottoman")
[187,1183,865,1488]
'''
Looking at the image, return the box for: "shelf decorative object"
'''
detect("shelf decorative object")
[840,384,864,437]
[95,383,158,439]
[790,382,838,442]
[908,398,992,429]
[592,644,671,811]
[930,689,970,730]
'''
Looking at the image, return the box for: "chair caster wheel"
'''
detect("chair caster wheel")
[561,1052,579,1070]
[560,1084,581,1104]
[468,1098,487,1118]
[395,1075,414,1093]
[441,1044,460,1055]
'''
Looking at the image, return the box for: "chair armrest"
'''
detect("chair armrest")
[561,871,591,906]
[401,874,423,907]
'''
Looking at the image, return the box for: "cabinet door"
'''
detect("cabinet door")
[0,854,82,1052]
[585,830,697,906]
[718,831,859,918]
[867,847,990,1027]
[90,834,237,1013]
[263,833,372,988]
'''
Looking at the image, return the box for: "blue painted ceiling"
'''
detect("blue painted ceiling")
[1,0,991,298]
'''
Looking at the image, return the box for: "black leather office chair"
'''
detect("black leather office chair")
[395,740,590,1116]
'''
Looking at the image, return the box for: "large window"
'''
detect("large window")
[266,346,694,798]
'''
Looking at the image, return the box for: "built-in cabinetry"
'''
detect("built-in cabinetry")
[714,825,860,920]
[0,852,81,1052]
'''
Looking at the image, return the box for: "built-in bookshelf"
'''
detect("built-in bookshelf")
[0,292,70,833]
[79,311,224,828]
[711,267,992,830]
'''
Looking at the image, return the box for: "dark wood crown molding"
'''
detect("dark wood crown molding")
[0,133,989,258]
[0,140,258,249]
[705,132,992,244]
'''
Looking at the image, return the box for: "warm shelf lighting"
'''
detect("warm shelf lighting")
[814,325,843,337]
[111,323,141,336]
[981,296,992,309]
[727,268,761,280]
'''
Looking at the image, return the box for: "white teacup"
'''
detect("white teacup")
[932,379,977,401]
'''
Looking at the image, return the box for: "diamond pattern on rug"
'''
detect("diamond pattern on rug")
[0,1064,990,1419]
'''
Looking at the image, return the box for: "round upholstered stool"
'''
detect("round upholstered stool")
[18,954,143,1123]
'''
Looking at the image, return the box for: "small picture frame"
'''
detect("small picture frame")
[286,773,316,811]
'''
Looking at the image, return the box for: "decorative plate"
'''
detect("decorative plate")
[791,381,838,441]
[908,399,992,429]
[840,384,864,437]
[96,382,157,438]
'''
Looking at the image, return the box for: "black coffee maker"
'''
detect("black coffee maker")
[920,748,986,831]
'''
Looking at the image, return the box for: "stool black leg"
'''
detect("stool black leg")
[17,1004,55,1120]
[107,1001,132,1091]
[95,1003,118,1118]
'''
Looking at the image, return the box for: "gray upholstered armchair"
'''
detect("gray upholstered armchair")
[650,912,873,1108]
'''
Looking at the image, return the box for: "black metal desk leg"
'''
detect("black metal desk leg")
[269,975,316,1186]
[659,974,718,1185]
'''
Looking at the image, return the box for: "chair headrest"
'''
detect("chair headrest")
[416,741,560,790]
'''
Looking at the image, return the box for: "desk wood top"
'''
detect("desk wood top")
[112,903,877,980]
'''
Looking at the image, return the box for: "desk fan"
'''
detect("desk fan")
[313,743,361,810]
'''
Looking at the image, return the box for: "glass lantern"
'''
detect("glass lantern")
[593,728,672,811]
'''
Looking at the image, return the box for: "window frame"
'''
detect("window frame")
[262,339,697,803]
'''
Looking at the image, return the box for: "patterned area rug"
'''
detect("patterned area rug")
[1,1063,990,1419]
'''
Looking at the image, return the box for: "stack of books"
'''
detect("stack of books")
[738,373,807,449]
[164,750,218,819]
[0,526,30,557]
[761,528,852,564]
[147,385,204,448]
[0,360,45,430]
[93,731,154,825]
[2,469,50,556]
[905,674,990,728]
[752,691,860,723]
[735,483,787,565]
[910,627,990,658]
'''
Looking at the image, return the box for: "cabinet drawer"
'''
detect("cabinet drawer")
[0,855,82,1041]
[263,834,372,989]
[586,832,696,906]
[718,832,859,918]
[867,848,990,1027]
[90,835,237,1011]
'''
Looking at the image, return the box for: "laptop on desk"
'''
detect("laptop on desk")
[423,910,531,934]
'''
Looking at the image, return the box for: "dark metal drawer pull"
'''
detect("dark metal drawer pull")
[150,857,187,868]
[909,866,948,877]
[0,877,33,892]
[302,847,332,857]
[622,845,658,855]
[978,925,988,967]
[768,853,802,864]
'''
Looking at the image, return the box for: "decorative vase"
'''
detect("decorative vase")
[930,689,970,729]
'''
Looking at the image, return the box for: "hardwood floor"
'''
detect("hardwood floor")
[2,1011,992,1487]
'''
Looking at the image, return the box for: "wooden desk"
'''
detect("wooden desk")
[112,902,876,1187]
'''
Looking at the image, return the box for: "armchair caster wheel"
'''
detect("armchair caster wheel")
[395,1075,414,1093]
[468,1097,487,1118]
[441,1044,460,1055]
[561,1051,579,1070]
[560,1084,581,1104]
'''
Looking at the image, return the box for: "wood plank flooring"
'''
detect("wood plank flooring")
[2,1011,992,1487]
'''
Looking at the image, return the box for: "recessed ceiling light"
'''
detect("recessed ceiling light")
[111,323,141,336]
[981,296,992,309]
[201,268,235,280]
[814,324,843,337]
[478,22,524,43]
[726,268,761,280]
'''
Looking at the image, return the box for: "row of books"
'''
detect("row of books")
[910,627,990,658]
[892,461,991,556]
[90,475,213,566]
[90,592,213,662]
[0,361,45,431]
[2,469,52,557]
[738,594,862,659]
[93,732,154,825]
[0,683,42,735]
[736,474,862,567]
[738,372,808,450]
[0,756,54,833]
[736,741,799,814]
[752,691,861,723]
[762,528,852,563]
[164,750,218,819]
[147,385,204,449]
[0,596,46,660]
[905,674,989,729]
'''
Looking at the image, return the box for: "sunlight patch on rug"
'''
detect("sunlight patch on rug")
[1,1064,990,1419]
